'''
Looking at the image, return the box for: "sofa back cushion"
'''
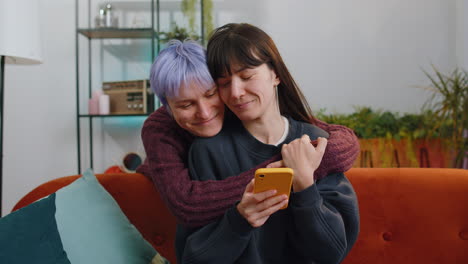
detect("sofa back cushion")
[344,168,468,264]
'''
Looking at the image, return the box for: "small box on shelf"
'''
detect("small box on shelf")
[102,79,154,115]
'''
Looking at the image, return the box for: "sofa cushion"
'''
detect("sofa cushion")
[0,193,70,264]
[343,168,468,264]
[0,169,169,264]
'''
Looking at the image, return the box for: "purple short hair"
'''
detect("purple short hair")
[150,40,215,106]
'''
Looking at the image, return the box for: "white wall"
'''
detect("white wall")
[1,0,464,215]
[456,0,468,69]
[2,0,76,215]
[258,0,458,113]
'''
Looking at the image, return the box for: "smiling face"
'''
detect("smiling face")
[166,84,225,137]
[216,63,280,122]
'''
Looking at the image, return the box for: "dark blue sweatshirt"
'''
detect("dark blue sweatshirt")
[177,117,359,264]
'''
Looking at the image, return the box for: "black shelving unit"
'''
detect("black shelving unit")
[75,0,160,173]
[77,28,157,39]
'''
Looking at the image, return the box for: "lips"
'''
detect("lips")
[194,112,219,126]
[233,99,255,110]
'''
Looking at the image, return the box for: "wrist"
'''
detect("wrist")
[229,205,254,236]
[292,170,315,192]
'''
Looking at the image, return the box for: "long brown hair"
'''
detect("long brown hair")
[206,23,317,124]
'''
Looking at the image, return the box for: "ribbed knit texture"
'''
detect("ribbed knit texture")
[138,107,360,227]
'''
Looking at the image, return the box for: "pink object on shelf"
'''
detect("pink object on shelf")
[88,97,99,115]
[92,90,104,99]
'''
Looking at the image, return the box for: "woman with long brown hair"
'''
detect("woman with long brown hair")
[176,23,360,264]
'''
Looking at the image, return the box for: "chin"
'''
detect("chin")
[196,129,221,137]
[193,124,223,137]
[189,114,224,137]
[235,112,258,122]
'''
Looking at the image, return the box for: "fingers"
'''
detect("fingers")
[253,189,277,201]
[238,183,289,228]
[251,198,289,227]
[284,134,325,151]
[266,160,284,168]
[256,194,288,214]
[315,137,328,153]
[245,194,288,228]
[245,178,255,193]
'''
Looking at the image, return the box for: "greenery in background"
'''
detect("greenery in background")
[317,66,467,168]
[202,0,214,41]
[181,0,197,35]
[159,0,213,43]
[316,107,447,140]
[159,23,200,43]
[422,66,468,167]
[181,0,213,43]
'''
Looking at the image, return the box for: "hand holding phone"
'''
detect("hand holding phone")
[254,168,294,209]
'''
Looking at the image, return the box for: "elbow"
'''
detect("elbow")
[326,237,348,264]
[299,233,347,264]
[317,241,347,264]
[304,245,346,264]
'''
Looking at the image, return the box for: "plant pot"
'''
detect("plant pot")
[354,138,455,168]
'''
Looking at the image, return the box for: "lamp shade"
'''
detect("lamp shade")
[0,0,43,64]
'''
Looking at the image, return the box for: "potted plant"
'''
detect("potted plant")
[422,66,468,168]
[159,23,200,43]
[316,107,453,168]
[181,0,214,43]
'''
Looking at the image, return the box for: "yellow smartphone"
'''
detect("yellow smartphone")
[254,168,294,209]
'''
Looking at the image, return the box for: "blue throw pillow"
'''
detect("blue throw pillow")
[0,193,71,264]
[0,169,170,264]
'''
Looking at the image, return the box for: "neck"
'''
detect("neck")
[242,110,285,145]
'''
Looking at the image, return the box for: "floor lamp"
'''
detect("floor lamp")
[0,1,43,216]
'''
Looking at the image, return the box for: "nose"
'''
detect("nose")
[230,78,244,99]
[197,103,211,119]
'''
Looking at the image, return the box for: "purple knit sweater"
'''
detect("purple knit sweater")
[138,107,360,227]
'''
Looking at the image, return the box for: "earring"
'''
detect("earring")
[275,85,281,113]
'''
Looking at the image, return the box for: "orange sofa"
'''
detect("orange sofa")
[13,168,468,263]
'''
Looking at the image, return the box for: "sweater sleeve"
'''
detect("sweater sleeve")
[138,107,280,227]
[313,119,360,180]
[288,173,360,264]
[181,206,254,264]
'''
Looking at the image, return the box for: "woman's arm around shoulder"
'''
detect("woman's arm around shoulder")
[139,107,280,227]
[313,119,360,179]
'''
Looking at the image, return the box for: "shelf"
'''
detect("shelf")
[77,28,157,39]
[75,0,207,174]
[79,114,150,118]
